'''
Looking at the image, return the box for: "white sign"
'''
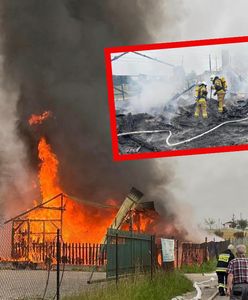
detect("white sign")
[161,238,175,262]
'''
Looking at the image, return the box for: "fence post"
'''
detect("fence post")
[176,240,179,269]
[116,232,118,285]
[56,229,61,300]
[150,235,153,280]
[214,240,218,260]
[205,237,208,262]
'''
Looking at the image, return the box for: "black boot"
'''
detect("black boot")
[219,287,226,296]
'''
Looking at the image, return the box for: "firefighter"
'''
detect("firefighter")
[216,244,235,296]
[210,74,227,113]
[194,81,208,118]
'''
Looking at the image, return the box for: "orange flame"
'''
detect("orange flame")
[28,111,52,125]
[26,112,161,245]
[29,136,117,243]
[38,137,61,199]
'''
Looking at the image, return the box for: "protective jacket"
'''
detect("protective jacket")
[195,85,208,100]
[216,249,235,272]
[212,76,227,94]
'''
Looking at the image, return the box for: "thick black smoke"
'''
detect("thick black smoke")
[0,0,182,231]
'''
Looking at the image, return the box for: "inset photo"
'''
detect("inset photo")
[105,37,248,160]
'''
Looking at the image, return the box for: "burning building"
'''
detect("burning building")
[0,1,198,267]
[2,112,165,262]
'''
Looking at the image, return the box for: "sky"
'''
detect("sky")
[125,0,248,228]
[111,42,248,77]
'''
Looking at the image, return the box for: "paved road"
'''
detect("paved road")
[184,273,219,300]
[215,296,229,300]
[0,269,106,299]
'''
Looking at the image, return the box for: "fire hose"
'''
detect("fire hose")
[171,277,215,300]
[117,115,248,147]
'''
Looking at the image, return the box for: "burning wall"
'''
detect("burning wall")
[0,1,196,243]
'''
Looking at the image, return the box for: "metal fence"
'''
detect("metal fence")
[106,228,155,280]
[0,226,106,300]
[0,224,61,300]
[156,238,230,268]
[0,222,232,299]
[180,239,229,267]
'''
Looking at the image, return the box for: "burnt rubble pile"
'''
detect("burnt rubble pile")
[117,98,248,154]
[171,98,248,128]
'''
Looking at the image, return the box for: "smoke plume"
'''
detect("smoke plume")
[0,0,191,238]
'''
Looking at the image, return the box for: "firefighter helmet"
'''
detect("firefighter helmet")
[228,244,235,251]
[199,81,207,86]
[210,74,217,81]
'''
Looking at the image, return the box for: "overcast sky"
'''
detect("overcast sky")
[129,0,248,228]
[112,42,248,76]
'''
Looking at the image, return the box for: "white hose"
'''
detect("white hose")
[118,129,169,136]
[171,278,215,300]
[189,278,215,300]
[166,116,248,146]
[118,116,248,147]
[193,282,202,300]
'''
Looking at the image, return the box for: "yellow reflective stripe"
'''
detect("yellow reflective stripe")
[216,267,227,272]
[219,254,230,263]
[218,283,226,288]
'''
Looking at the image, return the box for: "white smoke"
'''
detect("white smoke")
[113,1,248,242]
[0,56,36,219]
[153,0,248,238]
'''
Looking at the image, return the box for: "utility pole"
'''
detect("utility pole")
[209,54,212,72]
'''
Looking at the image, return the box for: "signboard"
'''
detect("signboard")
[161,238,175,262]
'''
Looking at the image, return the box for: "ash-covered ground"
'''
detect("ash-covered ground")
[117,98,248,154]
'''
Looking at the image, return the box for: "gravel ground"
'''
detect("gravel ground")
[0,270,106,299]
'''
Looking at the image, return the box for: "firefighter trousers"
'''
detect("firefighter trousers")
[216,271,227,295]
[217,92,225,112]
[194,98,208,118]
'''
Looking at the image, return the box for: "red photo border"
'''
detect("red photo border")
[104,36,248,161]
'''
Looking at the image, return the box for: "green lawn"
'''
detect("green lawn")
[63,271,194,300]
[181,259,217,274]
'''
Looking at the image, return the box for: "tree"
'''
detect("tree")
[230,214,237,228]
[230,221,237,229]
[237,219,248,231]
[204,218,216,230]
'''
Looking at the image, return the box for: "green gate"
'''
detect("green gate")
[106,228,155,279]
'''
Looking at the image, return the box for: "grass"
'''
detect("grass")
[63,271,194,300]
[181,259,217,274]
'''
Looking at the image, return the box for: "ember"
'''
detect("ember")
[28,111,52,126]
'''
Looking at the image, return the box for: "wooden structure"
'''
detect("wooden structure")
[11,241,106,265]
[3,187,147,264]
[5,193,65,261]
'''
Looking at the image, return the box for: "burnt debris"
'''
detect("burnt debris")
[117,98,248,154]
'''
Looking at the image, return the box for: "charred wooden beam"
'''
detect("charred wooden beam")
[4,193,63,224]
